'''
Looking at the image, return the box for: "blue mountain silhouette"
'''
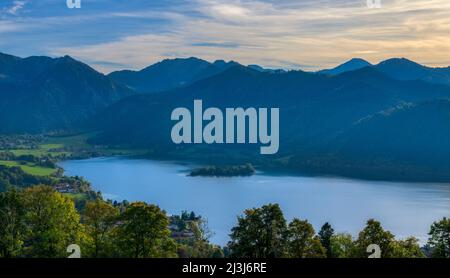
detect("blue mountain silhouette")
[319,57,450,85]
[1,52,450,181]
[318,58,372,75]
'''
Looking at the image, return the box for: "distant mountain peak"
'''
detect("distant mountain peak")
[215,63,260,77]
[377,57,423,67]
[374,57,431,81]
[318,58,372,75]
[247,64,265,72]
[0,52,20,59]
[0,52,135,133]
[212,59,241,68]
[213,59,227,66]
[347,57,370,63]
[336,57,371,67]
[55,55,83,66]
[160,56,206,63]
[50,55,101,77]
[0,52,21,65]
[186,56,201,60]
[148,57,209,68]
[337,65,386,79]
[109,57,220,93]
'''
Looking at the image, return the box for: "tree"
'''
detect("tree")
[186,218,224,258]
[390,237,425,258]
[83,200,119,257]
[318,222,334,258]
[287,219,326,258]
[427,217,450,258]
[22,185,82,258]
[330,233,355,258]
[0,189,26,257]
[228,204,287,258]
[354,219,395,258]
[114,202,177,258]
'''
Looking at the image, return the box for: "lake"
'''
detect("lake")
[59,157,450,245]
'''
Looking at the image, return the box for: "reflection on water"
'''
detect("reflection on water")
[59,157,450,245]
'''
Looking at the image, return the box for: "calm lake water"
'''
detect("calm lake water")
[59,157,450,245]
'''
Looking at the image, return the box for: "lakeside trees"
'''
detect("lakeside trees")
[0,186,213,258]
[0,186,448,258]
[427,217,450,258]
[0,186,82,257]
[21,186,83,258]
[330,233,354,258]
[228,204,288,258]
[0,189,26,258]
[114,202,177,258]
[177,218,224,258]
[353,219,396,258]
[227,204,433,258]
[83,200,119,257]
[318,222,334,258]
[287,219,326,258]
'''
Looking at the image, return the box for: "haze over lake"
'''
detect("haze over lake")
[60,157,450,245]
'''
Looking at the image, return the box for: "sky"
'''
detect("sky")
[1,0,450,73]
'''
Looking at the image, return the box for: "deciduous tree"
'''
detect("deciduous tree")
[228,204,288,258]
[354,219,395,258]
[114,202,176,258]
[287,219,326,258]
[390,237,425,258]
[83,200,119,257]
[0,189,26,257]
[330,233,355,258]
[22,185,82,258]
[428,217,450,258]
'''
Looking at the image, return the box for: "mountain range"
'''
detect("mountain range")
[0,53,134,133]
[1,52,449,181]
[92,64,450,181]
[108,57,242,93]
[319,57,450,86]
[318,58,372,75]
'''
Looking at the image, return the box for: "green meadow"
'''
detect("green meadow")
[0,160,57,176]
[5,133,139,157]
[1,133,147,178]
[9,145,69,157]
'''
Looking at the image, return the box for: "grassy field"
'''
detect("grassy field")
[7,135,87,157]
[1,133,148,181]
[0,160,57,176]
[7,133,147,158]
[9,147,69,157]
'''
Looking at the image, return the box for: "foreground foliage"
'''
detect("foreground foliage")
[0,187,448,258]
[227,204,446,258]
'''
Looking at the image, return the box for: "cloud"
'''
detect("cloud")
[4,0,27,15]
[0,20,23,32]
[209,3,251,20]
[4,0,450,72]
[191,42,240,48]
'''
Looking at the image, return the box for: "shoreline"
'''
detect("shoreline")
[60,155,450,185]
[58,156,450,246]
